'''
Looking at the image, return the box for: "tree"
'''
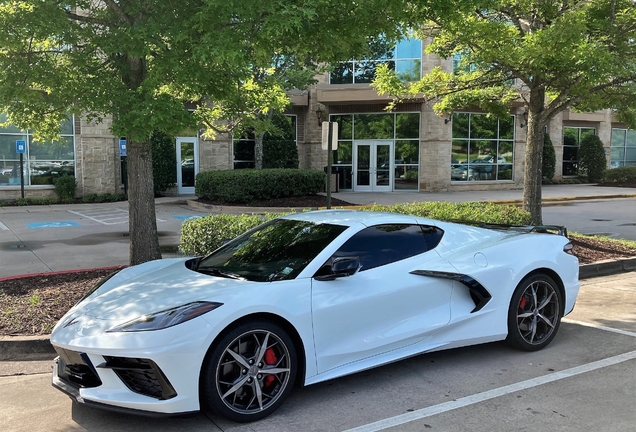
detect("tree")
[373,0,636,224]
[0,0,422,265]
[542,134,556,182]
[579,134,607,182]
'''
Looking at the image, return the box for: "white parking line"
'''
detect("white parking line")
[68,209,165,225]
[0,220,8,231]
[563,318,636,338]
[345,322,636,432]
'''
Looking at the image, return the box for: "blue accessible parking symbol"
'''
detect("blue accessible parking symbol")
[27,221,80,229]
[172,215,203,221]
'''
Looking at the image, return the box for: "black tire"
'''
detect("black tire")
[506,273,563,351]
[201,321,297,422]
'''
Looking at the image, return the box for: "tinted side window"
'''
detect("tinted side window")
[332,224,429,271]
[421,225,444,250]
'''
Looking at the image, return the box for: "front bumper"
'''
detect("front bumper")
[52,357,194,417]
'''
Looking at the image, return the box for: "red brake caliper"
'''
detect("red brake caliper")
[264,348,277,387]
[519,296,527,310]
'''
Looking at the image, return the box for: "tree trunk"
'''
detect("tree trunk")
[127,138,162,265]
[254,133,264,170]
[522,86,547,225]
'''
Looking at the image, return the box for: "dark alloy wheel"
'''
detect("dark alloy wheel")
[201,321,297,422]
[506,273,563,351]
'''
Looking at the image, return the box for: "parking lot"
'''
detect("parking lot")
[2,272,635,432]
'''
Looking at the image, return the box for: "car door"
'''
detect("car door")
[311,224,453,374]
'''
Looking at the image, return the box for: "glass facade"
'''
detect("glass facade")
[0,114,75,186]
[330,112,420,191]
[450,113,514,181]
[562,127,596,176]
[233,115,297,169]
[330,37,422,84]
[610,128,636,168]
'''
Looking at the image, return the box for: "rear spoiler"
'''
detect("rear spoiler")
[451,220,568,237]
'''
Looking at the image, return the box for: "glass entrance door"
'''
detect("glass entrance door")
[176,137,198,194]
[353,141,392,192]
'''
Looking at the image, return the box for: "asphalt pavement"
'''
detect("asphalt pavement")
[2,271,635,432]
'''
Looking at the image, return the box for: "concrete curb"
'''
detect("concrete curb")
[1,259,634,362]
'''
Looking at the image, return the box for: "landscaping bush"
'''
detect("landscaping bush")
[151,130,177,194]
[195,169,325,203]
[602,165,636,184]
[262,114,299,169]
[365,202,532,225]
[180,213,285,255]
[53,175,77,202]
[578,134,607,182]
[180,202,532,256]
[542,134,556,182]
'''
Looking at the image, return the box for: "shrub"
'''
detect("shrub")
[263,139,299,169]
[82,193,98,203]
[195,169,325,203]
[151,130,177,194]
[180,213,285,255]
[364,201,532,225]
[180,202,531,256]
[602,166,636,184]
[53,175,77,202]
[578,134,607,182]
[0,199,6,207]
[542,134,556,181]
[263,113,299,169]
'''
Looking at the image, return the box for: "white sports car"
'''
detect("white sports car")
[50,210,580,422]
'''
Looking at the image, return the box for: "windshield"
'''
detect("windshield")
[196,218,348,282]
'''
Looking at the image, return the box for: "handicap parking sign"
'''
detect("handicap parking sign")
[16,140,26,153]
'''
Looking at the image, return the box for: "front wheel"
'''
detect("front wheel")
[201,321,297,422]
[506,273,563,351]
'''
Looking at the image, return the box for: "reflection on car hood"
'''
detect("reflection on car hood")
[75,259,252,322]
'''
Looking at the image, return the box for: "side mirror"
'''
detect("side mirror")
[314,256,361,281]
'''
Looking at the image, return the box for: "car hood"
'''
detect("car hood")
[72,258,254,322]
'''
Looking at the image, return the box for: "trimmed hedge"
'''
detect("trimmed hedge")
[180,213,286,255]
[602,166,636,184]
[365,202,532,225]
[542,134,556,182]
[195,169,325,203]
[579,134,607,182]
[180,201,532,256]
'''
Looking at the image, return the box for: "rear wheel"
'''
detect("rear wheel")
[506,274,563,351]
[201,321,297,422]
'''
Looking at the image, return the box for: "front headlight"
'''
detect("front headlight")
[106,301,223,332]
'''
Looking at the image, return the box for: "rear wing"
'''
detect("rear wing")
[451,220,568,237]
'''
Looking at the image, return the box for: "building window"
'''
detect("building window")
[330,112,420,191]
[330,37,422,84]
[562,127,595,176]
[233,115,297,169]
[610,129,636,169]
[450,113,514,182]
[0,114,75,186]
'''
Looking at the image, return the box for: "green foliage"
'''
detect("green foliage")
[578,135,607,182]
[364,202,532,225]
[404,170,418,182]
[0,199,6,207]
[151,131,177,194]
[542,134,556,182]
[195,169,325,203]
[262,114,299,169]
[53,175,77,203]
[180,213,283,256]
[179,202,531,256]
[602,166,636,184]
[0,174,9,183]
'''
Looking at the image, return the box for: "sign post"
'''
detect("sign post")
[119,138,128,195]
[321,122,338,209]
[15,140,26,198]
